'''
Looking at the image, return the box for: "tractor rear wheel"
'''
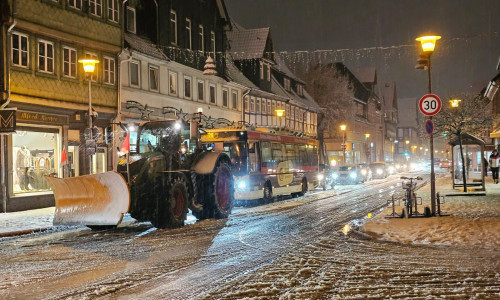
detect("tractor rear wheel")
[210,162,234,219]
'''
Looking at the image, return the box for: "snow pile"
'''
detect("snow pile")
[361,176,500,249]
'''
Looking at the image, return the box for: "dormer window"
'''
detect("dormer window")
[297,84,304,96]
[126,7,136,33]
[284,78,291,92]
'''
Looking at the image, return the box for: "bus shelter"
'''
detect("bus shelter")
[449,133,486,191]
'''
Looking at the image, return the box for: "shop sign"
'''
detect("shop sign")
[16,111,68,124]
[0,108,17,134]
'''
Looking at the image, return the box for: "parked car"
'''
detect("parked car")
[358,163,372,182]
[370,161,389,179]
[439,158,452,168]
[336,165,362,184]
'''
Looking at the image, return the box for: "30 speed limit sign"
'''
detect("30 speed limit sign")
[419,94,442,116]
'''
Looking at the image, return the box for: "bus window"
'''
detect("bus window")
[271,142,283,165]
[299,145,307,165]
[248,142,260,172]
[261,141,273,167]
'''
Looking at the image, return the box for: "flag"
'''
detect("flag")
[119,133,130,155]
[60,148,68,167]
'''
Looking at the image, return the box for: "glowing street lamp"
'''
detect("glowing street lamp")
[275,109,285,128]
[340,124,347,165]
[449,99,461,108]
[78,58,99,174]
[416,34,440,216]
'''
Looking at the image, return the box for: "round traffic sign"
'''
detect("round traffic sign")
[419,94,442,116]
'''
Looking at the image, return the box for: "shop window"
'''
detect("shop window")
[12,127,61,195]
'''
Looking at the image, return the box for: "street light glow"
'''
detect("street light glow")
[275,109,285,117]
[340,124,346,131]
[78,59,99,73]
[416,35,441,52]
[449,99,461,107]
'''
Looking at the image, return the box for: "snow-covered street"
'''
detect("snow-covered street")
[0,172,499,299]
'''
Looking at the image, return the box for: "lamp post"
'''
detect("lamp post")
[340,124,347,165]
[78,58,99,174]
[365,133,371,162]
[416,34,440,216]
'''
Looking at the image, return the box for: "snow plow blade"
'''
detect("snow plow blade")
[45,171,130,226]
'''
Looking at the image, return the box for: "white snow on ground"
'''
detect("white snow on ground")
[361,176,500,249]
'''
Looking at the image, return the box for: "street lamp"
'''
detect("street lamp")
[449,99,461,108]
[275,109,285,128]
[78,58,99,174]
[340,124,347,165]
[416,34,440,216]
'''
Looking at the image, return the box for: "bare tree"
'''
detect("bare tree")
[432,93,493,191]
[300,64,357,164]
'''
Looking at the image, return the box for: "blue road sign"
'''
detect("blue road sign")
[425,119,434,135]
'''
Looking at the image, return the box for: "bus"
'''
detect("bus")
[201,127,319,203]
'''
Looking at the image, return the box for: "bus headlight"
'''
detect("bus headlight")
[236,180,247,190]
[361,169,367,175]
[349,172,357,179]
[317,173,324,181]
[377,169,383,175]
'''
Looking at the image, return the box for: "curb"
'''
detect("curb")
[0,227,52,238]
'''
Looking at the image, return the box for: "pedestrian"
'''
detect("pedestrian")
[489,149,500,184]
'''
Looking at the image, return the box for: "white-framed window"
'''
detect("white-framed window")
[84,52,99,81]
[68,0,82,10]
[267,100,271,115]
[63,46,77,78]
[89,0,102,17]
[184,76,192,99]
[185,18,192,50]
[260,61,264,80]
[209,84,216,104]
[197,80,204,101]
[149,65,159,91]
[284,78,291,91]
[129,60,140,87]
[108,0,119,22]
[231,90,238,110]
[297,84,304,96]
[169,71,178,95]
[38,40,54,74]
[210,30,215,55]
[198,25,204,52]
[250,97,255,112]
[12,32,29,68]
[256,98,260,113]
[244,96,249,112]
[222,88,228,107]
[103,56,115,85]
[261,98,266,113]
[170,10,177,45]
[126,7,136,33]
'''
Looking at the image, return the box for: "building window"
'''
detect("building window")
[267,100,271,116]
[129,60,140,87]
[222,88,228,107]
[38,40,54,74]
[89,0,102,17]
[126,7,136,33]
[12,32,29,68]
[198,81,204,101]
[170,10,177,45]
[184,76,192,99]
[261,98,266,113]
[169,71,178,95]
[185,18,192,50]
[256,99,260,113]
[250,98,255,112]
[297,84,304,96]
[244,96,249,112]
[284,78,291,91]
[108,0,119,22]
[198,25,204,52]
[209,84,216,104]
[63,46,77,78]
[149,65,159,91]
[68,0,82,10]
[103,56,115,85]
[232,90,238,110]
[260,61,264,80]
[210,30,215,55]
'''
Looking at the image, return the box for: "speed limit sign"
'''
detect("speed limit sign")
[419,94,442,116]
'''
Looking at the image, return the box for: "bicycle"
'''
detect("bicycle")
[400,176,422,216]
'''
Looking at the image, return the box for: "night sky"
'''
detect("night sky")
[225,0,500,99]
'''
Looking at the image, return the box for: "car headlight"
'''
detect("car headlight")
[350,172,357,179]
[361,169,367,175]
[388,166,395,173]
[317,173,324,181]
[236,180,247,190]
[332,173,339,179]
[377,169,383,175]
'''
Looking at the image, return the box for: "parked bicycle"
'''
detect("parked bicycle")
[400,176,422,216]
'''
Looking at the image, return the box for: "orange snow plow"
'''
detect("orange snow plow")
[45,171,130,227]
